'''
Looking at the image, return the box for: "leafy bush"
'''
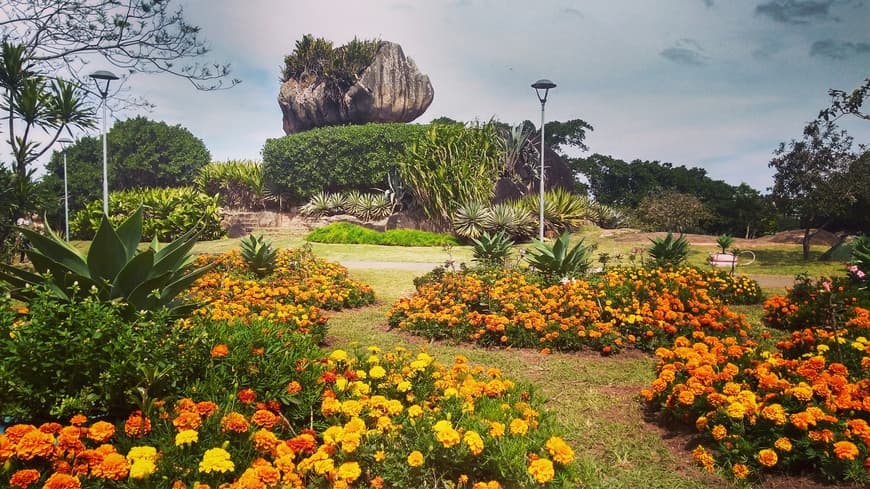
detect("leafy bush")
[471,231,513,268]
[851,235,870,283]
[763,273,869,331]
[70,187,224,241]
[281,34,380,92]
[0,285,203,419]
[0,207,214,319]
[263,123,429,202]
[634,190,712,233]
[647,232,690,268]
[305,222,457,246]
[525,231,595,283]
[239,234,277,278]
[194,159,268,210]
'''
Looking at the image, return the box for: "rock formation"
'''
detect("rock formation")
[279,41,434,134]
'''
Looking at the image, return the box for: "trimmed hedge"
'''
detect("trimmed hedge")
[305,222,457,246]
[262,123,429,203]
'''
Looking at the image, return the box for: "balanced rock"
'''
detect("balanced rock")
[279,41,434,134]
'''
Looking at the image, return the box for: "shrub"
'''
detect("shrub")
[305,222,457,246]
[262,123,429,202]
[519,189,591,235]
[647,232,689,268]
[452,200,492,239]
[194,159,268,210]
[525,231,595,283]
[471,231,513,268]
[239,234,277,278]
[70,187,224,241]
[634,190,712,233]
[485,202,536,241]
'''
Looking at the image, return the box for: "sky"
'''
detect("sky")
[17,0,870,192]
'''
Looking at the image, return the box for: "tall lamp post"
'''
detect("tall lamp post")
[89,70,119,216]
[57,138,73,240]
[531,79,556,241]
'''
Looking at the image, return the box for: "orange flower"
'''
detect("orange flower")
[221,412,251,433]
[757,448,778,467]
[42,473,81,489]
[69,415,88,427]
[15,429,56,460]
[833,441,859,461]
[196,401,219,417]
[9,469,40,489]
[92,453,129,480]
[252,429,279,452]
[86,421,115,443]
[124,413,152,438]
[210,344,229,358]
[237,388,257,404]
[528,458,555,484]
[287,381,303,394]
[251,410,279,429]
[173,411,203,431]
[732,463,749,479]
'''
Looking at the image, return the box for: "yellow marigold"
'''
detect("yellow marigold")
[789,383,814,402]
[472,482,502,489]
[407,450,425,467]
[757,448,778,467]
[129,458,157,480]
[92,453,129,480]
[42,473,81,489]
[463,430,485,456]
[369,365,387,379]
[86,421,115,443]
[175,429,198,447]
[677,390,695,405]
[509,418,529,436]
[397,380,412,392]
[528,458,555,484]
[711,425,727,441]
[489,421,506,438]
[9,469,40,489]
[199,447,235,474]
[833,441,859,460]
[336,461,362,482]
[774,437,792,452]
[374,450,386,462]
[252,429,279,452]
[725,401,746,419]
[127,446,158,463]
[220,412,250,433]
[544,436,574,464]
[761,404,787,425]
[329,349,348,362]
[15,430,55,460]
[732,463,749,479]
[433,420,461,448]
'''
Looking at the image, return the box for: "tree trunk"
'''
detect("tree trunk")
[802,228,813,261]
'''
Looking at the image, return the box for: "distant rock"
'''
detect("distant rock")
[279,41,434,134]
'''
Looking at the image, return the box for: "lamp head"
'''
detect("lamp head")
[89,70,119,97]
[531,79,557,104]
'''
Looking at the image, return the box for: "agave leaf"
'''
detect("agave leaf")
[153,228,199,275]
[87,216,129,283]
[18,227,89,277]
[125,271,174,311]
[158,263,216,306]
[115,206,145,260]
[111,249,156,300]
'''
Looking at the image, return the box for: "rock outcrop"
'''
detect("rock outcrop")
[279,41,434,134]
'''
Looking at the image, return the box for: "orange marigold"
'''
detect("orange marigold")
[86,421,115,443]
[210,343,229,357]
[833,441,860,461]
[528,458,555,484]
[221,412,251,433]
[69,415,88,427]
[173,411,203,431]
[252,429,279,452]
[42,473,81,489]
[757,448,778,467]
[15,430,56,460]
[92,452,129,480]
[9,469,40,489]
[732,463,749,479]
[251,410,279,429]
[196,401,219,417]
[124,413,152,438]
[237,389,257,404]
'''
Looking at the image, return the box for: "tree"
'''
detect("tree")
[43,117,210,215]
[543,119,594,154]
[0,0,238,92]
[816,76,869,123]
[634,190,712,233]
[769,122,859,260]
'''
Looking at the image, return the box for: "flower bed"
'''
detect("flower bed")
[0,347,577,488]
[388,267,758,354]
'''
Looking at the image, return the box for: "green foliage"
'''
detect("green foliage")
[543,118,594,154]
[716,234,735,253]
[525,231,594,283]
[0,285,202,419]
[70,187,224,241]
[763,274,869,332]
[519,188,592,235]
[471,231,513,268]
[400,122,504,228]
[0,207,214,318]
[633,190,712,233]
[305,222,457,246]
[452,201,492,239]
[263,123,429,202]
[345,191,392,221]
[240,234,278,278]
[852,235,870,276]
[194,159,267,210]
[280,34,380,94]
[299,192,347,218]
[647,232,690,268]
[485,202,536,241]
[45,117,211,212]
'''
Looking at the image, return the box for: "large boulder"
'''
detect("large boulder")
[279,41,434,134]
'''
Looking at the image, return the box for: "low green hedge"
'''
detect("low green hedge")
[305,222,457,246]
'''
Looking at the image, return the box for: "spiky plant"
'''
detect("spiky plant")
[354,193,392,221]
[452,201,493,239]
[471,231,513,269]
[485,202,536,241]
[647,232,690,268]
[300,192,343,217]
[525,231,595,283]
[520,189,592,235]
[240,234,278,278]
[716,235,735,254]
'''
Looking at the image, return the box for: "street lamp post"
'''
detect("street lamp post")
[531,79,556,241]
[57,138,73,240]
[89,70,119,216]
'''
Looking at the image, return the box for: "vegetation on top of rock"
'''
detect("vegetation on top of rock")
[280,34,381,93]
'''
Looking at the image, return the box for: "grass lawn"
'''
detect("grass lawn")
[188,226,851,488]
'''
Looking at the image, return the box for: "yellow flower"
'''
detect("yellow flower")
[489,421,505,438]
[509,418,529,436]
[397,380,412,392]
[336,461,362,482]
[407,450,425,467]
[369,365,387,379]
[130,458,157,480]
[711,425,727,441]
[175,429,198,447]
[329,349,348,362]
[528,458,555,484]
[544,436,575,464]
[757,448,778,467]
[374,450,386,462]
[725,401,746,419]
[407,405,423,418]
[774,437,792,452]
[463,430,484,456]
[127,446,158,463]
[433,420,461,448]
[732,463,749,479]
[199,447,235,474]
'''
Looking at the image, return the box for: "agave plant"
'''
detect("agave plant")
[716,234,735,254]
[240,234,278,278]
[647,232,690,268]
[851,235,870,281]
[485,202,536,241]
[300,192,344,217]
[520,189,591,235]
[471,231,513,268]
[354,193,392,221]
[0,207,213,318]
[525,231,595,283]
[452,201,493,239]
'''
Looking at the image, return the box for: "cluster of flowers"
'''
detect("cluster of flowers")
[0,346,577,488]
[644,274,870,482]
[186,249,375,338]
[388,267,757,354]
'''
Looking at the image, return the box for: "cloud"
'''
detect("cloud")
[755,0,836,24]
[660,39,708,65]
[809,38,870,58]
[702,0,715,7]
[562,7,584,18]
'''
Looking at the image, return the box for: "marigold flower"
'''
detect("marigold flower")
[509,418,529,436]
[175,430,199,447]
[433,420,461,448]
[124,413,152,438]
[374,450,386,462]
[173,411,202,431]
[757,448,778,467]
[760,404,787,425]
[69,415,88,427]
[127,445,158,463]
[251,409,279,429]
[199,447,235,474]
[9,469,40,489]
[86,421,115,443]
[774,437,792,452]
[42,473,81,489]
[463,430,485,456]
[732,463,749,479]
[489,421,506,438]
[528,458,555,484]
[287,381,303,394]
[545,436,574,464]
[92,453,129,480]
[336,461,362,482]
[15,429,56,460]
[253,429,280,452]
[833,441,859,460]
[129,458,157,480]
[407,450,425,467]
[725,401,746,419]
[711,425,727,441]
[210,343,229,357]
[221,412,251,433]
[237,388,257,404]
